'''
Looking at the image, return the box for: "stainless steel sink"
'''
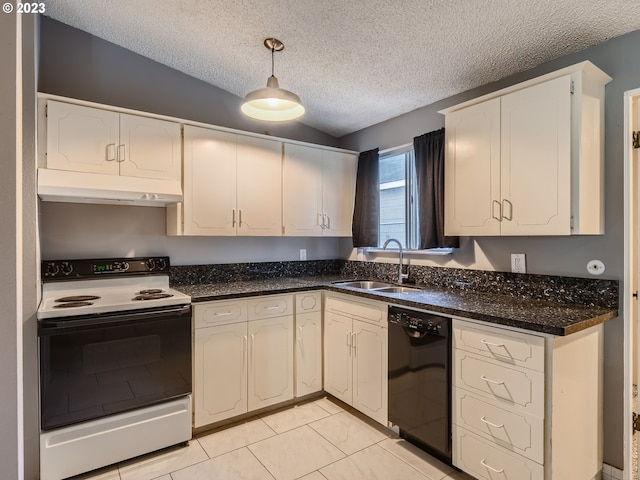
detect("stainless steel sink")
[373,286,421,294]
[333,280,393,290]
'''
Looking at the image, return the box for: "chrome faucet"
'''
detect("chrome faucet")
[382,238,409,284]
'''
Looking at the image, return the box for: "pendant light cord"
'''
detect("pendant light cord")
[271,44,275,77]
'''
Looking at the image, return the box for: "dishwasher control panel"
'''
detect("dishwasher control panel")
[388,306,450,336]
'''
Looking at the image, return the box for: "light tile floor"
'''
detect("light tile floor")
[70,396,476,480]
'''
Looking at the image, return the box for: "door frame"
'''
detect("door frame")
[623,87,640,480]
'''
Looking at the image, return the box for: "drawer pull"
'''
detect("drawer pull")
[265,305,280,310]
[480,459,504,474]
[481,339,505,348]
[480,416,504,429]
[213,311,232,317]
[481,375,505,385]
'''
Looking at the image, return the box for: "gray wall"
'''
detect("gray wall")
[340,29,640,468]
[39,16,339,148]
[39,202,353,264]
[38,16,351,265]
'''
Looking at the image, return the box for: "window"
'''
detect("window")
[378,148,419,249]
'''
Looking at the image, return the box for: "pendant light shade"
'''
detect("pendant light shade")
[241,38,305,122]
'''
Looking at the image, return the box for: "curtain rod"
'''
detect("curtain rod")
[378,142,413,155]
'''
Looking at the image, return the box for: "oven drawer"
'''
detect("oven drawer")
[194,299,247,327]
[454,389,544,463]
[453,319,545,372]
[454,351,544,418]
[248,294,293,320]
[454,426,543,480]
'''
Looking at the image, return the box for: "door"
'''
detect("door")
[248,316,294,410]
[322,150,357,236]
[500,75,572,235]
[46,101,120,175]
[282,143,324,236]
[236,135,283,236]
[323,312,353,404]
[295,311,323,396]
[119,113,181,181]
[183,125,237,236]
[194,322,247,427]
[352,319,388,425]
[444,98,501,236]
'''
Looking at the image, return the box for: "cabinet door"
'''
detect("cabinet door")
[248,316,294,410]
[323,312,353,405]
[322,151,357,237]
[194,322,247,427]
[46,101,119,175]
[444,98,501,236]
[282,144,324,236]
[236,135,283,236]
[295,311,323,397]
[352,320,388,425]
[183,125,237,236]
[119,114,181,181]
[500,75,571,235]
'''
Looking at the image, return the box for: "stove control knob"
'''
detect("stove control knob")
[157,258,167,271]
[146,258,156,271]
[60,262,73,275]
[45,263,60,277]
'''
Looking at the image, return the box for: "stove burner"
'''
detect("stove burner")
[139,289,163,295]
[133,293,174,301]
[53,301,94,308]
[55,295,101,302]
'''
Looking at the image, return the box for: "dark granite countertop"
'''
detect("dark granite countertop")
[173,276,618,336]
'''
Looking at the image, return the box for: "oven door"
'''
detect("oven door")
[38,304,192,431]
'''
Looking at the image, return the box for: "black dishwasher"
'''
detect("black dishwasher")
[388,305,451,463]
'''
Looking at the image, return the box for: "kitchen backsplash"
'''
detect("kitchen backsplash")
[171,260,618,309]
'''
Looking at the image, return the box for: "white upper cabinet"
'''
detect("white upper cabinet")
[236,135,283,236]
[46,100,181,181]
[283,143,357,237]
[181,125,282,236]
[118,113,182,181]
[442,61,611,236]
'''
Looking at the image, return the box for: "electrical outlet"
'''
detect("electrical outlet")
[511,253,526,274]
[299,249,307,261]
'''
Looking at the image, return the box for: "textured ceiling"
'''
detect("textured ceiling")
[45,0,640,137]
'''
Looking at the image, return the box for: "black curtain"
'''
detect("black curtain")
[352,148,379,247]
[414,129,459,249]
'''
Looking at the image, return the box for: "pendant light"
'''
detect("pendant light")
[241,38,305,122]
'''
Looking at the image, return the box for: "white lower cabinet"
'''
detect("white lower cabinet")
[193,295,294,428]
[324,294,387,426]
[295,292,323,397]
[194,321,248,426]
[452,318,603,480]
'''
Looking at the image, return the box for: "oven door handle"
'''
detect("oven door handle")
[38,304,192,335]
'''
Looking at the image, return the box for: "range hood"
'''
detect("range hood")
[37,169,183,207]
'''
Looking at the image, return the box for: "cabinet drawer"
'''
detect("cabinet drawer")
[454,427,543,480]
[295,291,322,313]
[194,299,247,328]
[248,294,293,320]
[325,296,387,326]
[454,389,543,463]
[454,351,544,418]
[453,319,545,372]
